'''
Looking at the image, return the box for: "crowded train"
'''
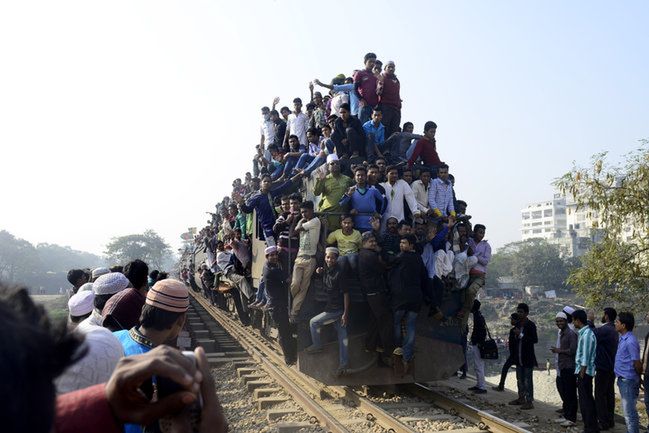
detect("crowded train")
[179,52,489,386]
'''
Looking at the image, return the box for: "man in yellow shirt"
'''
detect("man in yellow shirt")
[313,154,353,231]
[326,214,362,256]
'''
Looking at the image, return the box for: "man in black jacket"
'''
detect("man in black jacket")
[331,103,365,158]
[509,302,537,410]
[493,313,520,391]
[594,307,618,430]
[468,299,487,394]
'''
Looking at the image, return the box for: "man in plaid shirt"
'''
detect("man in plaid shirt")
[428,163,456,218]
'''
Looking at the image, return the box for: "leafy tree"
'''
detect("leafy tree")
[554,143,649,309]
[36,243,103,272]
[105,230,172,270]
[500,239,569,290]
[0,230,40,284]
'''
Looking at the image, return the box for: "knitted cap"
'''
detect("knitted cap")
[91,267,110,279]
[146,279,189,313]
[93,272,129,296]
[68,290,94,317]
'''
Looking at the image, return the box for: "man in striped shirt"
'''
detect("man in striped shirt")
[573,309,599,433]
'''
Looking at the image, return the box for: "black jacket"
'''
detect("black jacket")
[470,311,487,345]
[263,262,288,309]
[388,251,428,312]
[357,248,387,295]
[594,322,618,372]
[515,319,538,368]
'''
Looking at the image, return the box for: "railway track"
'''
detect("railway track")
[188,291,531,433]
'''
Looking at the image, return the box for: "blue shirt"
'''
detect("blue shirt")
[339,186,386,231]
[362,120,385,146]
[333,83,360,115]
[575,325,597,377]
[614,331,640,380]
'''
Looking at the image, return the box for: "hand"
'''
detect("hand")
[346,186,357,196]
[550,346,559,354]
[433,208,442,218]
[105,345,202,426]
[272,97,280,106]
[579,368,585,379]
[341,138,348,145]
[315,267,324,275]
[314,78,322,86]
[341,313,348,328]
[514,327,521,337]
[309,82,314,92]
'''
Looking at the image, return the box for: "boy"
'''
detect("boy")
[326,214,362,256]
[390,234,428,372]
[305,247,350,376]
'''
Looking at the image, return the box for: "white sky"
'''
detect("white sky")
[1,1,647,256]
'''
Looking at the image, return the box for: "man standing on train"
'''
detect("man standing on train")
[289,200,321,320]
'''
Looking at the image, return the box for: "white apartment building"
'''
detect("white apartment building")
[521,194,567,241]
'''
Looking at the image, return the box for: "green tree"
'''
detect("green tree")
[105,230,172,270]
[0,230,41,284]
[554,143,649,309]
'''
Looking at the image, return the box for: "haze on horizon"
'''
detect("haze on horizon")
[1,1,647,258]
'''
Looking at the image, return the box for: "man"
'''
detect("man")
[468,299,487,394]
[493,313,520,391]
[551,311,578,427]
[313,154,354,231]
[459,224,491,321]
[380,165,419,229]
[509,303,537,410]
[284,97,308,146]
[362,106,386,160]
[66,268,89,297]
[614,312,641,433]
[573,309,599,433]
[407,121,441,170]
[270,109,287,148]
[113,278,190,433]
[326,214,362,256]
[66,290,94,330]
[289,200,321,319]
[77,272,130,332]
[339,166,386,232]
[280,134,306,178]
[102,259,149,332]
[357,231,393,358]
[377,60,401,137]
[331,103,365,158]
[91,267,111,282]
[260,106,276,147]
[428,163,456,218]
[594,307,618,431]
[353,52,379,124]
[410,167,433,215]
[314,76,360,118]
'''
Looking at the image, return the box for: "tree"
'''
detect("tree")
[0,230,41,284]
[554,142,649,309]
[105,230,173,270]
[495,239,569,290]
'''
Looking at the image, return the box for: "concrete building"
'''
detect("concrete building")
[521,194,567,241]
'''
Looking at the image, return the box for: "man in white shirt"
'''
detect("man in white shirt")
[380,165,420,227]
[410,167,433,215]
[260,106,276,147]
[284,97,309,146]
[290,200,321,319]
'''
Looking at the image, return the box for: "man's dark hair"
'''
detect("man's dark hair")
[604,307,617,322]
[288,134,299,143]
[124,259,149,290]
[353,165,367,174]
[140,304,185,331]
[261,174,273,182]
[439,163,449,170]
[517,303,530,314]
[367,164,379,172]
[474,224,486,232]
[617,311,635,331]
[572,309,587,325]
[403,121,414,130]
[289,193,302,202]
[300,200,314,210]
[456,200,468,208]
[322,124,331,131]
[67,269,86,286]
[293,97,302,104]
[261,106,270,112]
[267,144,279,152]
[364,52,377,62]
[340,214,353,222]
[339,102,351,112]
[386,165,399,174]
[401,234,417,245]
[397,220,409,229]
[280,106,290,113]
[424,121,437,132]
[372,105,382,113]
[306,102,315,110]
[419,167,432,176]
[149,270,160,281]
[0,285,84,433]
[270,109,279,117]
[306,127,318,136]
[156,272,168,281]
[110,265,123,273]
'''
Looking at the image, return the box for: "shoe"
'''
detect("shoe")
[459,373,467,379]
[305,345,322,354]
[392,347,404,356]
[508,399,522,405]
[468,386,480,391]
[473,388,487,394]
[560,420,575,427]
[520,402,534,410]
[553,417,567,423]
[598,423,610,431]
[492,385,504,391]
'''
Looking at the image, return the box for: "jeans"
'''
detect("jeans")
[381,105,401,138]
[394,310,417,361]
[295,153,315,171]
[255,279,267,304]
[282,155,299,177]
[618,377,640,433]
[556,368,578,422]
[471,344,486,390]
[498,356,515,387]
[516,366,534,403]
[359,105,372,124]
[578,374,599,433]
[595,369,616,428]
[229,287,250,326]
[309,310,349,368]
[303,155,326,176]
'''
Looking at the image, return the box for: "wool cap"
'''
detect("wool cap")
[93,272,130,296]
[92,267,110,279]
[68,290,95,317]
[146,278,189,313]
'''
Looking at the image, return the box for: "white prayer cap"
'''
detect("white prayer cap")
[78,282,94,292]
[68,290,94,317]
[563,306,575,315]
[325,247,340,256]
[93,272,129,296]
[326,154,339,163]
[92,267,110,279]
[556,312,568,320]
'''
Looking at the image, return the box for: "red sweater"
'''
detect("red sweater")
[379,74,401,109]
[55,384,121,433]
[407,138,441,167]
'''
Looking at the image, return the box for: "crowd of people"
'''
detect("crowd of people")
[488,303,649,433]
[184,52,491,376]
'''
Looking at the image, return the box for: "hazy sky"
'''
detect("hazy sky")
[1,1,647,257]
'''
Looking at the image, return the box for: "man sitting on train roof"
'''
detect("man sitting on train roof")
[313,153,354,231]
[326,214,362,256]
[428,163,456,218]
[339,165,386,233]
[380,165,420,229]
[331,102,365,158]
[305,247,351,377]
[362,105,386,161]
[407,121,441,173]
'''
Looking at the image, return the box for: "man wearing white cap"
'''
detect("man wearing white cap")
[91,267,110,282]
[313,153,353,231]
[551,311,578,426]
[77,272,130,333]
[67,290,94,331]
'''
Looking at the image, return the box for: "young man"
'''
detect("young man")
[357,231,393,358]
[594,307,619,431]
[510,303,538,410]
[410,167,433,215]
[551,311,578,427]
[362,106,386,160]
[377,60,401,137]
[380,165,419,228]
[313,154,354,231]
[77,272,130,332]
[614,312,641,433]
[468,299,487,394]
[260,106,276,147]
[280,134,306,178]
[493,313,520,391]
[326,214,362,256]
[573,309,599,433]
[407,121,441,170]
[331,103,365,158]
[428,163,456,218]
[459,224,491,320]
[270,109,287,148]
[102,259,150,332]
[305,247,350,376]
[263,246,296,365]
[284,98,308,146]
[66,269,89,297]
[339,166,386,232]
[293,127,322,173]
[390,234,428,373]
[353,52,379,124]
[289,201,321,319]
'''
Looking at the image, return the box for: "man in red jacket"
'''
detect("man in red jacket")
[377,60,402,137]
[407,121,441,174]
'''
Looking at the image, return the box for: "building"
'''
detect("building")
[521,194,567,241]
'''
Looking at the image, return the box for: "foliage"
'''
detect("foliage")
[105,229,173,270]
[554,142,649,310]
[0,230,40,284]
